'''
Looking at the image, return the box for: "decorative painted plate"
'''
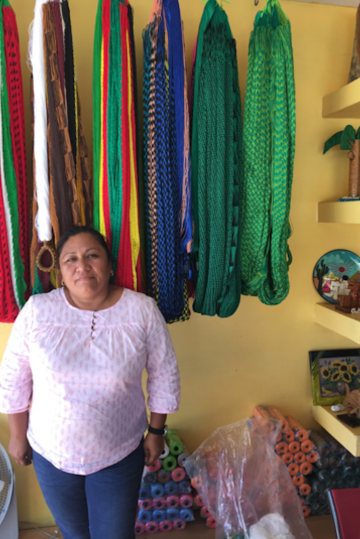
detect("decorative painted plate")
[313,249,360,304]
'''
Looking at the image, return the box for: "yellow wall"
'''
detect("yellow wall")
[0,0,358,527]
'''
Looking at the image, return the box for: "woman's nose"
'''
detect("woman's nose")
[76,257,90,271]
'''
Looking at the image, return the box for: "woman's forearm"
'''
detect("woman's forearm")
[149,412,167,430]
[8,411,29,439]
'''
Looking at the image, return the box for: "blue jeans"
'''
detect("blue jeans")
[32,441,145,539]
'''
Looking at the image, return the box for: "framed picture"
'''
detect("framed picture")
[309,349,360,406]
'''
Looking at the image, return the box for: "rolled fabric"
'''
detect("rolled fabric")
[143,472,158,485]
[206,516,217,529]
[178,480,191,494]
[151,484,165,498]
[275,441,288,455]
[194,493,204,507]
[180,508,194,522]
[147,460,161,473]
[300,462,312,476]
[299,483,311,496]
[173,519,186,530]
[281,452,293,465]
[166,507,180,521]
[152,497,166,510]
[292,474,305,487]
[145,522,159,534]
[200,506,211,518]
[283,429,295,443]
[286,416,308,443]
[138,499,152,510]
[165,430,183,456]
[171,467,186,482]
[166,495,180,508]
[152,509,167,523]
[306,451,318,464]
[160,443,170,459]
[159,520,173,532]
[288,463,299,477]
[163,455,177,471]
[180,494,193,508]
[164,481,178,495]
[158,470,170,484]
[294,452,306,464]
[135,522,145,535]
[288,441,300,454]
[139,484,151,500]
[138,510,152,523]
[301,440,314,454]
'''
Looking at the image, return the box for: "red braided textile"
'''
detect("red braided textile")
[3,6,29,299]
[102,0,112,247]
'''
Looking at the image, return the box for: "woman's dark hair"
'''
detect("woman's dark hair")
[56,226,111,267]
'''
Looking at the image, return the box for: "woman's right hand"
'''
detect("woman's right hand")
[8,435,33,466]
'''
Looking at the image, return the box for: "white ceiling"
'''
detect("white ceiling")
[292,0,358,7]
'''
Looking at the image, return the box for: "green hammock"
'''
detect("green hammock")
[191,0,242,318]
[241,0,295,305]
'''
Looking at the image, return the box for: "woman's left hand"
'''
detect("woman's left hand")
[144,433,164,466]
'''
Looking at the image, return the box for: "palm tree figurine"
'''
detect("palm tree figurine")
[324,125,360,199]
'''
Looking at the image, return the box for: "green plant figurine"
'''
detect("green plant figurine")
[324,125,360,198]
[315,259,329,294]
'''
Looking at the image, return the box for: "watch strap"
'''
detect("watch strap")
[148,425,166,436]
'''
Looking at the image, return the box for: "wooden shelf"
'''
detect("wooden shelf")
[314,302,360,343]
[312,405,360,457]
[323,78,360,118]
[318,201,360,224]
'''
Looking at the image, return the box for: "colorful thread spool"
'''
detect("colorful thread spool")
[164,481,178,495]
[267,406,289,433]
[152,497,166,510]
[299,483,311,496]
[275,441,288,455]
[302,505,310,518]
[292,474,305,487]
[283,429,295,443]
[253,406,275,432]
[153,509,167,523]
[287,417,308,443]
[178,452,189,468]
[135,522,145,535]
[166,507,180,521]
[143,472,158,485]
[191,475,203,489]
[281,452,293,465]
[158,470,170,484]
[147,460,161,473]
[288,463,300,476]
[151,484,165,498]
[166,495,180,508]
[173,519,186,530]
[301,440,314,454]
[300,462,312,476]
[165,430,183,456]
[180,494,193,508]
[138,510,152,523]
[180,508,194,522]
[289,441,300,454]
[178,480,191,494]
[309,432,330,457]
[200,506,212,518]
[294,452,306,464]
[138,499,152,510]
[163,455,177,471]
[160,443,170,459]
[206,516,217,528]
[171,467,186,482]
[145,522,159,534]
[159,520,173,532]
[139,484,150,500]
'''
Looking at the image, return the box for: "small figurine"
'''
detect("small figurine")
[324,125,360,199]
[336,281,360,313]
[343,383,360,416]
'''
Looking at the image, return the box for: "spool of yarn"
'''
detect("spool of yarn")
[173,519,186,530]
[147,460,161,473]
[292,474,305,487]
[312,467,330,482]
[288,441,300,454]
[288,463,300,477]
[151,484,165,498]
[152,497,166,510]
[321,431,344,454]
[143,472,158,485]
[138,499,152,510]
[180,508,194,521]
[301,440,314,454]
[171,467,186,482]
[178,452,189,468]
[283,429,295,443]
[281,453,293,465]
[206,516,217,528]
[306,452,318,463]
[194,493,205,507]
[138,510,152,523]
[190,475,203,489]
[299,483,311,496]
[160,443,170,459]
[314,456,329,469]
[253,406,275,432]
[286,417,308,443]
[158,470,170,484]
[159,520,173,532]
[300,462,312,476]
[166,430,183,456]
[275,441,288,455]
[166,495,180,508]
[135,522,145,535]
[164,481,178,495]
[178,480,191,494]
[139,484,150,500]
[328,454,341,468]
[163,455,177,471]
[302,506,310,518]
[145,521,159,534]
[294,452,306,464]
[166,507,180,521]
[309,432,330,457]
[152,509,167,523]
[200,506,212,518]
[180,494,193,508]
[267,406,289,433]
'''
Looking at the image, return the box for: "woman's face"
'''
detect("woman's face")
[59,233,112,300]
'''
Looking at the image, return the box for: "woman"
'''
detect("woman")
[0,226,180,539]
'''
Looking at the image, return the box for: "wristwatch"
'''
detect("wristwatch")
[148,424,168,436]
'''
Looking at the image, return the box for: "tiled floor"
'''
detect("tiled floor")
[19,514,335,539]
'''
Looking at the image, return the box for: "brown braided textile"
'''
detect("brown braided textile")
[76,89,92,226]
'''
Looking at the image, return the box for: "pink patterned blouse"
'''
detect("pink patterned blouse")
[0,288,180,474]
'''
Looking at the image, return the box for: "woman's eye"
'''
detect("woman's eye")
[66,258,76,263]
[88,254,98,258]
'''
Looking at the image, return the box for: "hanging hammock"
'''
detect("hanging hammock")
[143,0,193,323]
[93,0,142,292]
[240,0,295,306]
[29,0,92,294]
[190,0,242,318]
[0,0,28,322]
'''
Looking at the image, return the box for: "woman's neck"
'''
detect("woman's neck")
[64,285,123,311]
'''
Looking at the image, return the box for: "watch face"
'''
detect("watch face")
[163,425,168,436]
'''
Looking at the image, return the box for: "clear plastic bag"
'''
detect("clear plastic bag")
[185,418,313,539]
